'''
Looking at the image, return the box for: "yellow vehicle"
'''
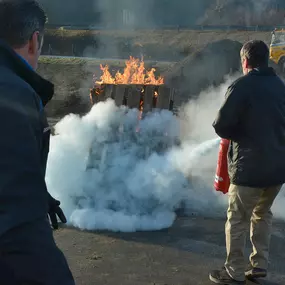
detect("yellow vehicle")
[270,29,285,72]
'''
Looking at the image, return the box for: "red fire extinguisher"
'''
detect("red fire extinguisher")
[214,139,230,194]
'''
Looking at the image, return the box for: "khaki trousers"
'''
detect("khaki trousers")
[224,184,282,281]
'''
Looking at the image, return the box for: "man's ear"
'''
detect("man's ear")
[28,31,40,55]
[243,58,249,69]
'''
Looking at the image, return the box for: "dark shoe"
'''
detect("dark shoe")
[245,264,267,280]
[209,268,246,284]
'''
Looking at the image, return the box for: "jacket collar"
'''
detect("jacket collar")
[0,39,54,106]
[18,54,34,71]
[249,66,276,76]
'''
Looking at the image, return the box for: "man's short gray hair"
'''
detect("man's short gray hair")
[0,0,46,48]
[240,40,269,68]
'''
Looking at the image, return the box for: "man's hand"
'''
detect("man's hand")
[48,197,67,230]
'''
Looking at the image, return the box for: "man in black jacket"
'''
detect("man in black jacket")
[209,40,285,284]
[0,1,75,284]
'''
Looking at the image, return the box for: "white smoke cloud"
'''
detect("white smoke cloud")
[46,76,285,232]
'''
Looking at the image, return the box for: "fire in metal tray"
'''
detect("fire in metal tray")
[90,57,175,114]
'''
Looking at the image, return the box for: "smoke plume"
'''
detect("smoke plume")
[45,77,285,232]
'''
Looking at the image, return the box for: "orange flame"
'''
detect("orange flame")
[95,57,164,85]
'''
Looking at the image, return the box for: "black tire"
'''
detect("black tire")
[278,57,285,73]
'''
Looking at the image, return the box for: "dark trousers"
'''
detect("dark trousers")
[0,218,75,285]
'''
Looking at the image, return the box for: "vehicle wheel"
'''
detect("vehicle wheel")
[278,57,285,73]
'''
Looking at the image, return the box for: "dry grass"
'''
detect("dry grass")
[38,56,176,70]
[43,29,271,62]
[39,56,88,65]
[45,28,271,48]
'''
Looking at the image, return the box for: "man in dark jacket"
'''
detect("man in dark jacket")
[209,40,285,284]
[0,1,75,284]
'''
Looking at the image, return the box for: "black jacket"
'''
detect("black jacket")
[0,40,55,236]
[213,67,285,187]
